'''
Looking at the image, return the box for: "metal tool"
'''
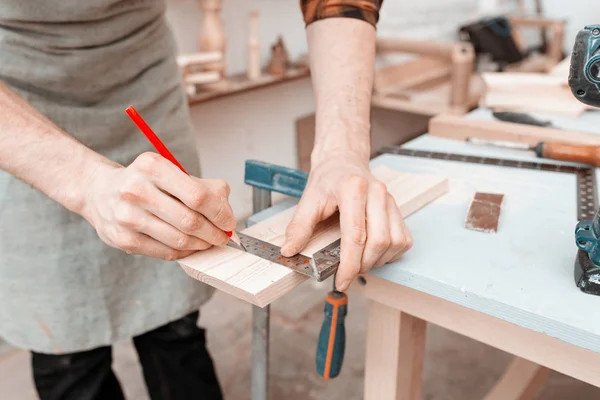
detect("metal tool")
[226,232,340,281]
[492,111,554,127]
[379,147,598,220]
[379,146,599,293]
[466,138,600,167]
[315,274,347,380]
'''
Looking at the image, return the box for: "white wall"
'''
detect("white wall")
[539,1,600,54]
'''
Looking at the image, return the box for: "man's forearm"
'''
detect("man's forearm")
[306,18,376,165]
[0,81,118,215]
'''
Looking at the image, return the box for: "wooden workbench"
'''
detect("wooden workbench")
[248,107,600,399]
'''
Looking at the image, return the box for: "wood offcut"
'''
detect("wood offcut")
[465,192,504,233]
[429,114,600,146]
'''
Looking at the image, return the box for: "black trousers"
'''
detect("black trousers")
[31,311,223,400]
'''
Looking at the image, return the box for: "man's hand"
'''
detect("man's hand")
[281,151,413,291]
[83,152,236,261]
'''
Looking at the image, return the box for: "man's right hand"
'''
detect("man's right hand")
[82,152,236,261]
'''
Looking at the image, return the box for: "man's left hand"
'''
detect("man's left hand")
[280,151,413,291]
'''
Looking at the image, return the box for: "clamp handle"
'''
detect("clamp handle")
[316,291,348,379]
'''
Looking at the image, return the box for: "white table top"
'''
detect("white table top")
[249,108,600,353]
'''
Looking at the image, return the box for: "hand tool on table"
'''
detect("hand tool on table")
[466,137,600,167]
[242,160,348,400]
[569,25,600,294]
[124,105,245,251]
[492,111,554,127]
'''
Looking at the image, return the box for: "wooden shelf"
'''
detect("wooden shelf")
[187,67,310,106]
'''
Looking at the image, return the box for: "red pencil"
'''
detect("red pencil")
[125,105,243,248]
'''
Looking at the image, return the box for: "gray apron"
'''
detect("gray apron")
[0,0,214,353]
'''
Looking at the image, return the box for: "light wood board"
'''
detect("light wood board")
[481,72,587,117]
[178,166,449,307]
[429,114,600,146]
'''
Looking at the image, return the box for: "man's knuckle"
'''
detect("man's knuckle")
[347,175,368,191]
[372,235,391,251]
[117,233,139,253]
[404,234,414,251]
[214,180,230,197]
[114,207,136,228]
[351,228,367,246]
[371,181,388,194]
[163,250,180,261]
[188,186,208,209]
[119,175,146,202]
[180,212,201,232]
[134,152,161,173]
[175,234,191,250]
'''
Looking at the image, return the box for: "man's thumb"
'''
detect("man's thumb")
[281,200,320,257]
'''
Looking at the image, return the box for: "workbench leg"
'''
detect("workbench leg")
[251,187,272,400]
[483,357,549,400]
[251,304,270,400]
[364,300,426,400]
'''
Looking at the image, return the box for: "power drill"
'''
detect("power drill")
[569,25,600,294]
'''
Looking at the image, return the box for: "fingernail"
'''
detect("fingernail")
[280,238,294,256]
[281,246,294,257]
[337,279,351,291]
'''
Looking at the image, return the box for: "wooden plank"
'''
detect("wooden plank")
[484,357,550,400]
[187,67,310,106]
[376,39,458,60]
[364,301,426,400]
[177,51,223,69]
[178,167,449,307]
[374,57,450,93]
[481,72,584,116]
[482,72,566,89]
[429,114,600,146]
[354,275,600,388]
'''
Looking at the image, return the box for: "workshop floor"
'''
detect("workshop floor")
[1,279,599,400]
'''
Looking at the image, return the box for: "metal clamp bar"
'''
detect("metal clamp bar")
[245,160,308,199]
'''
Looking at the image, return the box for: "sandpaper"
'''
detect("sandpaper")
[465,192,504,233]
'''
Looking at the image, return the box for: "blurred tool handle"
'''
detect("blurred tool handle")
[538,143,600,167]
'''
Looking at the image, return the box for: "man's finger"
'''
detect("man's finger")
[374,194,412,267]
[148,158,236,231]
[281,193,322,257]
[115,205,212,251]
[139,185,230,246]
[360,182,390,273]
[335,176,368,292]
[110,229,196,261]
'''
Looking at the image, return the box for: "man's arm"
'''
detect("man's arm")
[0,81,236,260]
[0,81,110,215]
[282,2,412,291]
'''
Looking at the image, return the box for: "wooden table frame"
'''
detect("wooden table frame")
[355,275,600,400]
